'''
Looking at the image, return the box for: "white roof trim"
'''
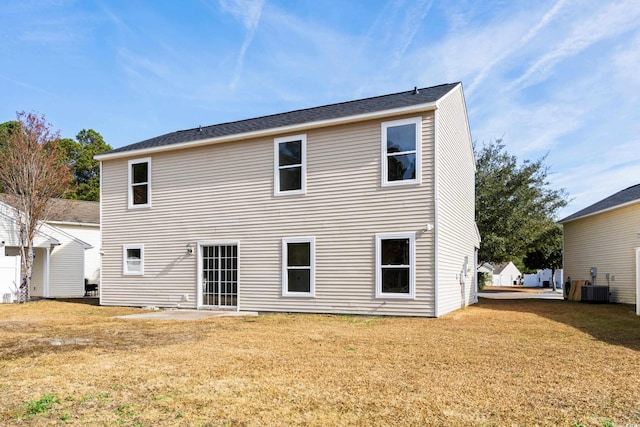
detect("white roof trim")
[95,101,439,161]
[47,220,100,227]
[558,198,640,224]
[0,210,61,247]
[40,222,93,249]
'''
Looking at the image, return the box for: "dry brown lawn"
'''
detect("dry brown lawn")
[0,298,638,427]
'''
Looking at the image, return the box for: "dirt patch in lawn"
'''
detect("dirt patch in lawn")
[0,299,638,426]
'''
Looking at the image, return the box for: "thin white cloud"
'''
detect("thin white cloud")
[219,0,265,89]
[0,73,56,97]
[391,0,433,63]
[467,0,568,96]
[363,0,434,67]
[510,0,640,91]
[554,138,640,217]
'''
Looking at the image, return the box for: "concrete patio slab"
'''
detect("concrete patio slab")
[116,309,259,320]
[478,290,564,300]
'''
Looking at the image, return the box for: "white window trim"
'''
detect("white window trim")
[123,244,144,276]
[375,232,416,299]
[282,236,315,297]
[128,157,152,209]
[381,117,422,187]
[274,134,307,196]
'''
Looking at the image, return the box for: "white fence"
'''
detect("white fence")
[524,269,563,288]
[0,255,20,303]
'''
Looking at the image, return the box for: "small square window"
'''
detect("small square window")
[123,244,144,275]
[282,237,315,297]
[275,135,306,196]
[381,118,422,186]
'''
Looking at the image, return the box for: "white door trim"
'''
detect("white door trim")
[197,241,240,311]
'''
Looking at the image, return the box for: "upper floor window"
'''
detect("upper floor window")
[381,117,422,186]
[282,237,315,297]
[375,232,416,298]
[274,135,306,196]
[128,158,151,209]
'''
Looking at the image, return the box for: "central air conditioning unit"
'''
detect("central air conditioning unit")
[581,285,610,303]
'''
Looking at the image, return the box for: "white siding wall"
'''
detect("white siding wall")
[434,85,479,316]
[42,225,86,297]
[563,203,640,304]
[56,224,100,284]
[0,255,20,303]
[101,114,438,316]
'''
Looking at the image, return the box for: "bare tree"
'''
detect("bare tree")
[0,112,72,302]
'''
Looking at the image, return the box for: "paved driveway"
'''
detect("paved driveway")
[478,286,564,300]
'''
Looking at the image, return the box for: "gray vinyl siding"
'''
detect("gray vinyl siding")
[563,203,640,305]
[434,85,479,317]
[101,114,438,316]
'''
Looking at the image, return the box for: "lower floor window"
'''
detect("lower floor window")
[123,244,144,275]
[282,237,315,297]
[376,233,415,298]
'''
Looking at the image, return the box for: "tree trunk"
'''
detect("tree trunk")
[18,244,32,303]
[551,268,556,292]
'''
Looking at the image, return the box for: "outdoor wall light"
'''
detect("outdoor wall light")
[423,223,434,232]
[186,243,195,255]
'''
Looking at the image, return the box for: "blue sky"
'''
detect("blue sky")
[1,0,639,218]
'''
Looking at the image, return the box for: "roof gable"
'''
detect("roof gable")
[99,83,459,158]
[559,183,640,223]
[492,262,521,275]
[0,194,99,225]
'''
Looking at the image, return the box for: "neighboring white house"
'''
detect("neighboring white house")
[492,262,521,287]
[96,83,480,317]
[523,269,563,288]
[0,195,99,299]
[559,183,640,314]
[44,198,101,286]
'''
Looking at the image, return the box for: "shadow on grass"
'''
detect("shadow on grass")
[477,297,640,351]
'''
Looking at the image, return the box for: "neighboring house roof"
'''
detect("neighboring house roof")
[97,83,460,158]
[0,194,99,225]
[477,262,493,274]
[493,262,520,275]
[558,183,640,223]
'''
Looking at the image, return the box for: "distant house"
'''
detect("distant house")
[96,83,480,317]
[0,195,99,300]
[559,184,640,314]
[492,262,521,287]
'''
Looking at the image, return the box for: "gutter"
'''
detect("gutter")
[558,198,640,224]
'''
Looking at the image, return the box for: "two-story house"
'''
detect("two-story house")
[96,82,479,317]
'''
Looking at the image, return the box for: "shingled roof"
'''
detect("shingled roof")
[102,83,459,156]
[0,194,99,225]
[558,183,640,223]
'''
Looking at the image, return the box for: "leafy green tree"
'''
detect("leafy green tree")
[524,224,563,290]
[58,129,111,201]
[475,140,568,270]
[0,121,20,192]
